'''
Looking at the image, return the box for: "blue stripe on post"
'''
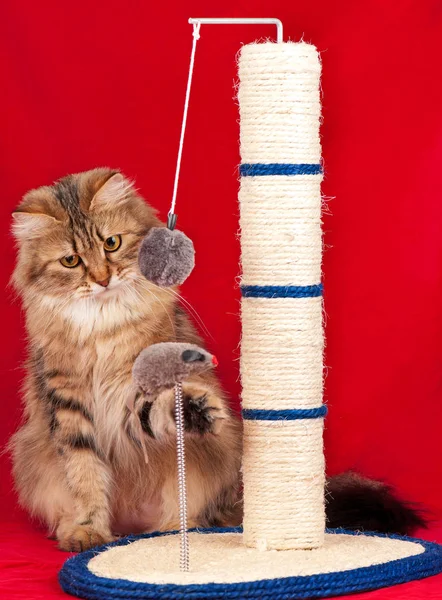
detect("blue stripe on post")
[241,284,323,298]
[242,407,327,421]
[240,163,322,176]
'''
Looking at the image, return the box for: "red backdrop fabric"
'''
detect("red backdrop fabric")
[1,1,442,598]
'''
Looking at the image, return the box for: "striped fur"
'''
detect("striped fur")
[10,168,242,552]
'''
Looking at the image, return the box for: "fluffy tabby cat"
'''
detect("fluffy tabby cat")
[10,168,424,552]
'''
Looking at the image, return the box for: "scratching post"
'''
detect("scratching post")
[60,21,442,600]
[239,41,325,551]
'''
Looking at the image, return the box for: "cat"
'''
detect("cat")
[10,168,424,552]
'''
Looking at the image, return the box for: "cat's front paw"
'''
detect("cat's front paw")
[147,384,228,438]
[58,526,114,552]
[183,391,226,435]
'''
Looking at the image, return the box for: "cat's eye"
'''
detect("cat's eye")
[104,235,122,252]
[60,255,81,268]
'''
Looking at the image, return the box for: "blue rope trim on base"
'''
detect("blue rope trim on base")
[240,163,322,176]
[59,527,442,600]
[241,284,323,298]
[242,407,327,420]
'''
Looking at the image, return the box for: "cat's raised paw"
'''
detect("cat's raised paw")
[183,392,226,435]
[58,526,114,552]
[148,384,228,438]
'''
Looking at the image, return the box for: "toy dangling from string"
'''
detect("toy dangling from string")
[138,21,201,288]
[131,22,203,573]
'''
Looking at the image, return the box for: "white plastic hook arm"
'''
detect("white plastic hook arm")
[188,18,283,43]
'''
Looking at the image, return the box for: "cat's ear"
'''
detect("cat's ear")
[89,173,134,212]
[12,212,58,241]
[12,190,60,241]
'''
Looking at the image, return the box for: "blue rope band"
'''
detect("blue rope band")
[59,527,442,600]
[241,284,323,298]
[240,163,322,176]
[242,406,327,420]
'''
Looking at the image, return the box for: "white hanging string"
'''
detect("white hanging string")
[170,23,201,572]
[169,21,201,223]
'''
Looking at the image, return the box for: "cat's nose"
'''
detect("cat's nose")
[96,277,110,288]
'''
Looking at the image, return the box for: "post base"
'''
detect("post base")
[59,527,442,599]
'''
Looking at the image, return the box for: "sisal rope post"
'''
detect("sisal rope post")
[238,41,325,551]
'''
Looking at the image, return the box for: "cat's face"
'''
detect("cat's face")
[12,168,159,312]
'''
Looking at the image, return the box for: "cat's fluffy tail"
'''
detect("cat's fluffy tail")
[325,472,426,535]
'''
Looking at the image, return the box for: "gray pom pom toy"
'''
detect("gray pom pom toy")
[138,226,195,287]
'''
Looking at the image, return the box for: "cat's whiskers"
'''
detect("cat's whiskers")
[160,287,214,341]
[140,283,176,336]
[116,266,132,280]
[100,277,158,332]
[120,281,145,312]
[126,282,161,328]
[138,278,213,341]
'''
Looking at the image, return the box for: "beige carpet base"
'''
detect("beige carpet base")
[89,531,424,585]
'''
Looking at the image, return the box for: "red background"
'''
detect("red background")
[1,1,442,598]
